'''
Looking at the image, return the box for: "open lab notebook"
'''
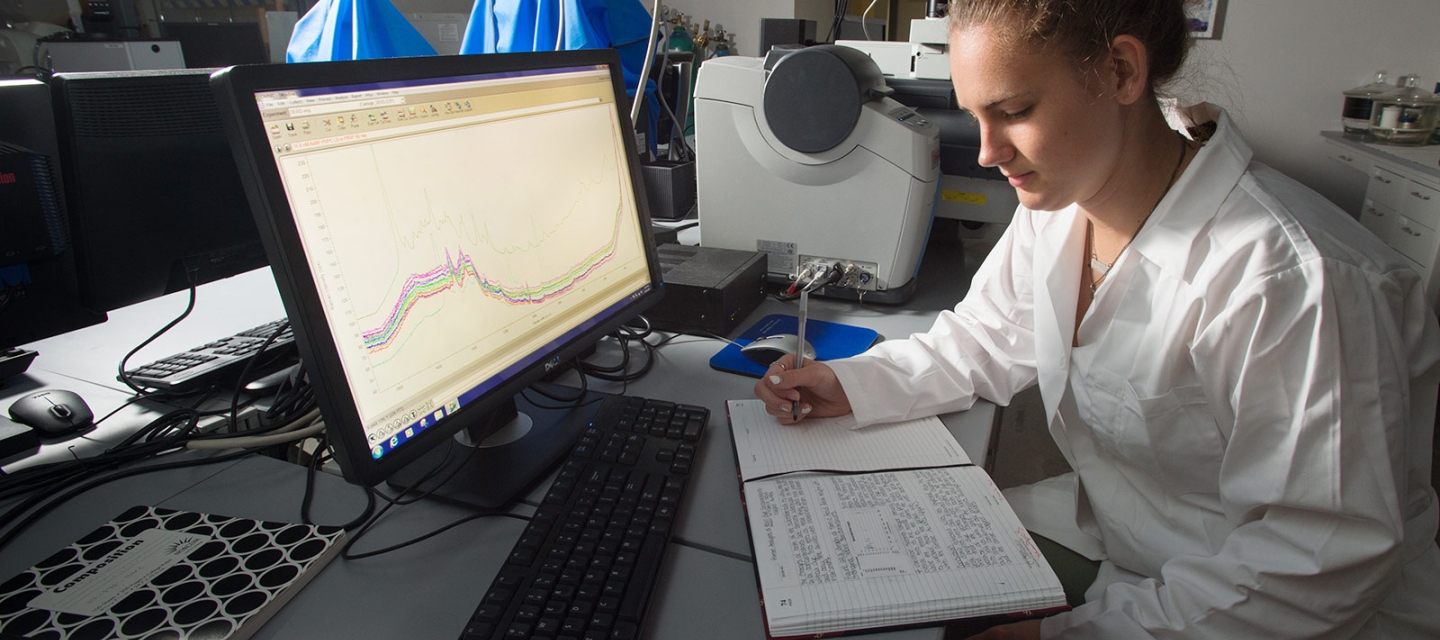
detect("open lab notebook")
[727,399,1068,638]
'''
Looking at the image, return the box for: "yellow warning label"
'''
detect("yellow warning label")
[941,190,986,205]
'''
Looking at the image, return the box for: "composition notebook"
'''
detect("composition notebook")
[726,400,1068,638]
[709,313,882,378]
[0,505,345,640]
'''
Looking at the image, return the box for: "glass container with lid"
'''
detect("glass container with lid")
[1342,70,1392,139]
[1368,75,1440,146]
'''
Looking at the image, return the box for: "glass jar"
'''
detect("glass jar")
[1367,75,1440,146]
[1342,70,1392,139]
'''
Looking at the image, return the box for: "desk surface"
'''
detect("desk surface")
[0,235,997,639]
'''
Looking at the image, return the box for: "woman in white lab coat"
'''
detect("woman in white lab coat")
[754,0,1440,637]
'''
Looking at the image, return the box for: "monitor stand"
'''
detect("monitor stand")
[386,385,608,510]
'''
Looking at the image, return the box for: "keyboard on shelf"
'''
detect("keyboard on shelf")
[463,395,708,640]
[122,318,296,392]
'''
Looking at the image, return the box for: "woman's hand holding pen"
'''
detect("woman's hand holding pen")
[754,354,853,424]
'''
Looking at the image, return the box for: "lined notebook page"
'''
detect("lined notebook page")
[744,467,1064,636]
[727,399,971,481]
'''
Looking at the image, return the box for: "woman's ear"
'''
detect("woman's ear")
[1107,34,1150,106]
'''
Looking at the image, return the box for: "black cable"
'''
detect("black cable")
[580,338,656,382]
[829,0,851,43]
[336,440,505,559]
[572,317,661,384]
[651,37,695,162]
[0,447,257,555]
[117,279,199,395]
[264,366,313,423]
[341,508,529,561]
[228,320,292,433]
[623,315,654,339]
[109,408,200,451]
[0,407,204,503]
[368,439,471,508]
[300,434,375,531]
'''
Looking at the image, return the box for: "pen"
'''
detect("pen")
[792,288,808,421]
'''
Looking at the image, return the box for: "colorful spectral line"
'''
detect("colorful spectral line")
[360,206,623,353]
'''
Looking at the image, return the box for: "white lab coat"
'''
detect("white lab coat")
[826,105,1440,638]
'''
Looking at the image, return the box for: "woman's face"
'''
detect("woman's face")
[949,24,1126,212]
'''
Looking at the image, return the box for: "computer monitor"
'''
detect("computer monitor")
[160,22,269,68]
[49,68,269,312]
[0,77,106,378]
[211,50,664,506]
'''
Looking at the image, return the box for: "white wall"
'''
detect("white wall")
[659,0,1440,214]
[1173,0,1440,214]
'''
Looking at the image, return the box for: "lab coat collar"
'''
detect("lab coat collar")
[1027,105,1251,423]
[1032,208,1085,422]
[1131,104,1254,283]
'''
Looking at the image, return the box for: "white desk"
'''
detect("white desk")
[0,237,1000,639]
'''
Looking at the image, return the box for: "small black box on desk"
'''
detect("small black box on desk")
[648,244,767,336]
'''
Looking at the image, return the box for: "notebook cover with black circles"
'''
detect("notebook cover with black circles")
[0,505,345,640]
[709,313,882,378]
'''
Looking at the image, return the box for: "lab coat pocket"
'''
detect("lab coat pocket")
[1083,371,1223,496]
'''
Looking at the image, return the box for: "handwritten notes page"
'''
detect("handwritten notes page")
[727,400,1066,638]
[726,399,971,481]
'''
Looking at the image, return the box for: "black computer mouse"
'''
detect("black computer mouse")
[8,389,95,437]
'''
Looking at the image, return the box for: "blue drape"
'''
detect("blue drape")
[287,0,437,62]
[461,0,659,148]
[284,0,659,150]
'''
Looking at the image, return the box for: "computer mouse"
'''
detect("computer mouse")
[8,389,95,437]
[739,334,817,366]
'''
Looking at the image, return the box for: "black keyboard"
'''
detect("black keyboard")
[123,318,296,392]
[462,395,708,640]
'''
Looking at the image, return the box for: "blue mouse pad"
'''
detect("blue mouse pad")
[709,313,882,378]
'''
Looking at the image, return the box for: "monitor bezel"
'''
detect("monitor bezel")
[211,51,664,487]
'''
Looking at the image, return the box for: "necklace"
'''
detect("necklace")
[1088,133,1189,294]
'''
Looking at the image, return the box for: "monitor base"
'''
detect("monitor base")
[386,386,607,511]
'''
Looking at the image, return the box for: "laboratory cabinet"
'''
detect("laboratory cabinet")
[1322,132,1440,312]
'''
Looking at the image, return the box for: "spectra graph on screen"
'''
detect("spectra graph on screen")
[275,99,647,426]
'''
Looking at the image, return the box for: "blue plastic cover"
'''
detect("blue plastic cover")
[286,0,438,63]
[461,0,659,147]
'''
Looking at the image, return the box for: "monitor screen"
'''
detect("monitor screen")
[212,51,663,500]
[49,69,269,312]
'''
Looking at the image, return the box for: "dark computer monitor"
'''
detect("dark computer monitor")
[160,22,269,68]
[211,50,664,506]
[49,68,269,312]
[0,77,106,377]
